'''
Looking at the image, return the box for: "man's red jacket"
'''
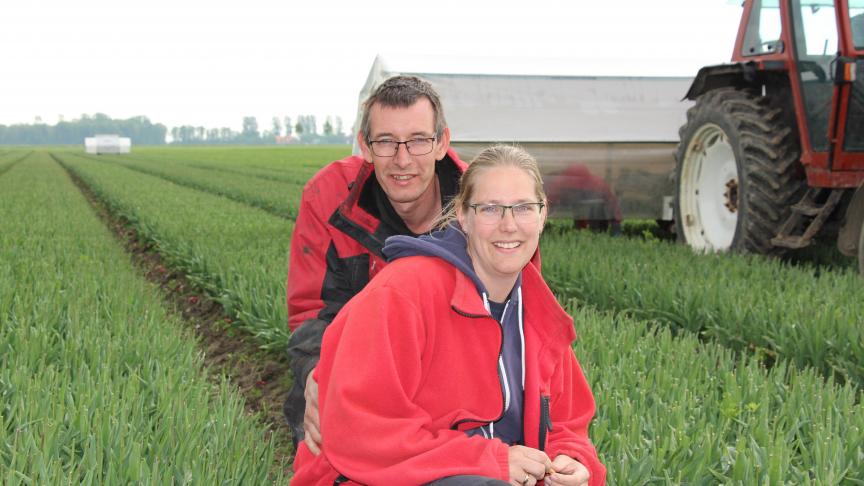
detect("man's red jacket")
[287,149,466,331]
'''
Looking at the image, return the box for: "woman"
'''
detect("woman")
[292,145,605,485]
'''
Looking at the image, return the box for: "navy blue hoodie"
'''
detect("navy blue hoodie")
[383,223,525,446]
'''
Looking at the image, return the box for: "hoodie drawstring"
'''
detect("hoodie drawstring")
[482,291,525,441]
[518,287,525,389]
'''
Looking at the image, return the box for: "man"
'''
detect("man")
[285,75,467,454]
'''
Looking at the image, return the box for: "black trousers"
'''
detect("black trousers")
[283,385,305,450]
[425,476,510,486]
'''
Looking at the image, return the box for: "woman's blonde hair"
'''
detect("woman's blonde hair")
[436,144,547,229]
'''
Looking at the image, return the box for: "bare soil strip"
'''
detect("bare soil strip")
[58,155,297,473]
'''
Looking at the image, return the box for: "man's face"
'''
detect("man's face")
[359,98,450,206]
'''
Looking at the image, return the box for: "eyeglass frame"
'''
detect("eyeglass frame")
[366,137,437,157]
[467,202,546,222]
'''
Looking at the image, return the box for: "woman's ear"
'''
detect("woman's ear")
[539,201,548,234]
[456,206,467,233]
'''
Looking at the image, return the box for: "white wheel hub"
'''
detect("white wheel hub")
[679,124,739,251]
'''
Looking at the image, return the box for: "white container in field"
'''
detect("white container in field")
[84,135,131,154]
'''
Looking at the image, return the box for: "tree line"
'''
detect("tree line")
[0,114,167,145]
[0,114,351,145]
[171,115,351,145]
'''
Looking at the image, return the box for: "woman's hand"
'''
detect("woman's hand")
[542,455,589,486]
[508,445,553,485]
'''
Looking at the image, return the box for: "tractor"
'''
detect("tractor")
[675,0,864,275]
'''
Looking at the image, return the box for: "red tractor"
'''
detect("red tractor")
[675,0,864,274]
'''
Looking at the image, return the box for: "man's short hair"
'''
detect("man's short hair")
[360,75,447,142]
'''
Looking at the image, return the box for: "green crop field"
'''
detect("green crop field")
[0,151,286,483]
[2,145,862,483]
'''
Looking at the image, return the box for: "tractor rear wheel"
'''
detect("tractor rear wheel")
[675,88,806,254]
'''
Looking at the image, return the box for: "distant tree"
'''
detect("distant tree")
[220,127,234,141]
[335,116,344,135]
[171,127,179,143]
[294,121,303,136]
[207,128,220,141]
[323,116,333,136]
[242,116,260,139]
[272,117,282,137]
[284,116,292,136]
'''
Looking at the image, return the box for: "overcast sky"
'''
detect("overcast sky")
[0,0,743,133]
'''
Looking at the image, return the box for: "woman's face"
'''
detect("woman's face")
[457,165,545,290]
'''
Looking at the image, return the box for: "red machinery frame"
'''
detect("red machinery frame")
[731,0,864,188]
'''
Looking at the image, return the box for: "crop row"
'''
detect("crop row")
[128,153,315,185]
[127,145,343,180]
[0,151,31,175]
[0,153,284,483]
[54,148,864,482]
[71,152,303,219]
[54,152,293,351]
[540,229,864,387]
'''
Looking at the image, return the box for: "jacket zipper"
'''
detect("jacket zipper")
[539,395,552,451]
[333,474,349,485]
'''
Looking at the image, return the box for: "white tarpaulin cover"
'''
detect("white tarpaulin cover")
[84,134,131,154]
[353,55,696,220]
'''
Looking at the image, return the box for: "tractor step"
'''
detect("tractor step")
[771,235,811,249]
[790,202,823,216]
[771,188,844,249]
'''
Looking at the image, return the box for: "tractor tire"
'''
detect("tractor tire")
[675,87,807,254]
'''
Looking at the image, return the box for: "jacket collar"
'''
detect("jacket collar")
[448,260,575,345]
[449,267,490,318]
[522,262,575,344]
[328,160,387,257]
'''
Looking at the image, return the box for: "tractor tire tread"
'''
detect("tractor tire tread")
[675,88,807,255]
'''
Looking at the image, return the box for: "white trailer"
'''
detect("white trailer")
[84,135,131,155]
[354,55,693,222]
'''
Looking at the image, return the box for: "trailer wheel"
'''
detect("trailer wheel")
[675,88,806,254]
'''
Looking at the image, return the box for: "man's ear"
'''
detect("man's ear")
[358,131,373,162]
[435,127,451,160]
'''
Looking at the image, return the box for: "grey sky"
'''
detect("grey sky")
[0,0,742,133]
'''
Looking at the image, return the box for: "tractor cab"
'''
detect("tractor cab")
[736,0,864,182]
[677,0,864,274]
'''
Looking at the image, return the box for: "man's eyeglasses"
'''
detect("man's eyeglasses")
[368,137,436,157]
[468,202,545,224]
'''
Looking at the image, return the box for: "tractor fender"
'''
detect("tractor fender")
[837,183,864,257]
[683,63,758,101]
